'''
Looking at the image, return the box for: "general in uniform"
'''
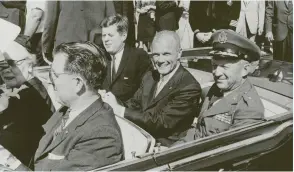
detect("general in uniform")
[175,29,265,144]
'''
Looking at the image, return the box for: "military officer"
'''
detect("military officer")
[175,29,265,144]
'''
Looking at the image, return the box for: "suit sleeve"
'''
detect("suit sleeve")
[124,83,201,136]
[265,0,274,33]
[137,50,152,82]
[258,0,265,31]
[54,125,123,171]
[42,1,59,54]
[105,1,116,16]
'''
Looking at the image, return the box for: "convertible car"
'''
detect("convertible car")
[26,47,294,171]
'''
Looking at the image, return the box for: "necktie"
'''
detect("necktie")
[111,56,116,82]
[53,109,70,140]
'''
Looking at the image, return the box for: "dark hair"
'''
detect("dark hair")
[100,14,128,35]
[53,42,108,91]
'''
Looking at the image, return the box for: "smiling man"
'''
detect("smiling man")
[175,30,265,144]
[102,31,201,146]
[101,14,150,103]
[0,38,52,168]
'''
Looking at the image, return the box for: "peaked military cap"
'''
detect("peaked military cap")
[210,29,261,61]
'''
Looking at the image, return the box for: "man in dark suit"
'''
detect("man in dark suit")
[101,31,202,147]
[174,30,264,145]
[113,0,135,47]
[265,0,293,62]
[0,39,53,168]
[0,1,26,32]
[0,42,124,171]
[101,14,151,103]
[42,1,115,60]
[189,1,240,47]
[155,0,179,31]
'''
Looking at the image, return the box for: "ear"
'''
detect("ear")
[241,61,251,77]
[177,49,182,60]
[75,76,86,95]
[122,32,128,42]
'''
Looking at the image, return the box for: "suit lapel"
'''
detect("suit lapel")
[106,59,112,87]
[35,107,67,161]
[111,46,130,85]
[147,66,184,108]
[37,99,103,159]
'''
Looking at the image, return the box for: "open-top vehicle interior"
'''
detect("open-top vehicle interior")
[33,48,292,171]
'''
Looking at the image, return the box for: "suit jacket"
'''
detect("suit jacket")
[42,1,115,54]
[236,0,265,34]
[124,65,201,146]
[189,1,216,33]
[189,1,241,33]
[177,79,264,144]
[0,78,53,167]
[34,99,124,171]
[0,2,26,31]
[265,1,293,41]
[102,46,151,102]
[155,0,179,31]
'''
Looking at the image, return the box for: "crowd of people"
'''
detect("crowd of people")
[0,0,292,63]
[0,0,292,171]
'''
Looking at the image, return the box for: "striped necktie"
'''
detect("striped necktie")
[53,109,70,140]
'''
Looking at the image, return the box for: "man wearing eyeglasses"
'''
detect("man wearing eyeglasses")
[0,38,53,168]
[0,42,124,171]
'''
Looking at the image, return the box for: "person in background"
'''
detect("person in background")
[176,0,194,49]
[0,42,124,171]
[236,0,265,42]
[0,36,53,168]
[24,0,47,66]
[101,14,151,103]
[113,0,136,47]
[265,0,293,63]
[42,1,115,61]
[101,31,202,147]
[155,0,179,31]
[174,30,264,145]
[135,0,156,51]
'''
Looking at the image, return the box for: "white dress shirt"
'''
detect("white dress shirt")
[63,97,98,129]
[154,63,180,97]
[118,62,181,117]
[111,47,124,73]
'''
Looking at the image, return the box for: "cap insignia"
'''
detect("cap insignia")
[218,31,227,44]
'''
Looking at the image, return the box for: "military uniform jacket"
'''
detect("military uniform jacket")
[179,79,264,143]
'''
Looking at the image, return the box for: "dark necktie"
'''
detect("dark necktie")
[111,56,116,82]
[53,109,70,140]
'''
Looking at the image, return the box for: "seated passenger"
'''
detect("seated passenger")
[174,30,265,145]
[101,31,202,147]
[0,42,124,170]
[0,37,53,167]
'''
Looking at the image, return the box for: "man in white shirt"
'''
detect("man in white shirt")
[101,31,202,146]
[0,42,124,171]
[101,14,151,103]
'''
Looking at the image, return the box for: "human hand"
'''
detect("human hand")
[203,32,212,42]
[258,28,263,36]
[265,32,274,42]
[101,92,124,116]
[195,33,206,43]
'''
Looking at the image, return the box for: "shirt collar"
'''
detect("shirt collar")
[160,62,180,82]
[112,47,124,60]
